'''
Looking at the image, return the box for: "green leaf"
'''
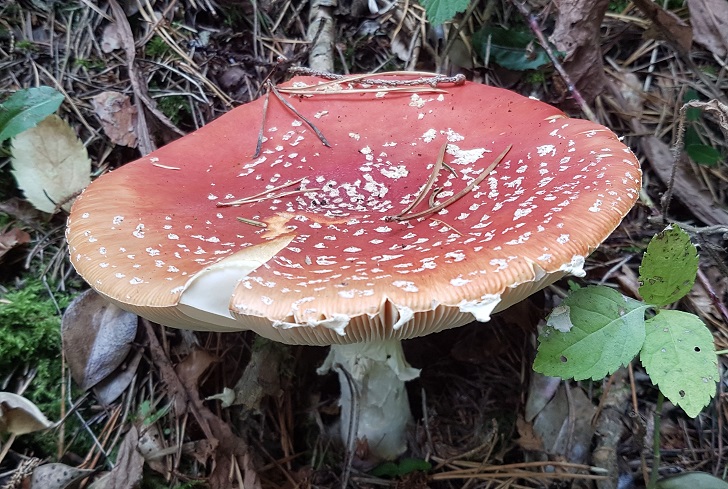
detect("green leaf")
[683,126,702,147]
[472,27,550,71]
[640,310,718,417]
[686,144,722,166]
[0,86,64,143]
[639,225,698,307]
[657,472,728,489]
[421,0,469,25]
[682,89,702,121]
[534,286,648,381]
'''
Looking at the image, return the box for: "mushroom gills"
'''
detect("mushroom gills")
[178,237,294,330]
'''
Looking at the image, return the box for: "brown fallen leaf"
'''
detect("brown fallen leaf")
[0,228,30,262]
[175,348,218,391]
[91,92,138,148]
[549,0,611,104]
[93,347,143,406]
[61,289,138,391]
[632,0,692,55]
[687,0,728,58]
[231,339,284,411]
[143,320,261,489]
[100,426,144,489]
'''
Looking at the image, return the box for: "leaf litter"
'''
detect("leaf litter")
[2,0,728,487]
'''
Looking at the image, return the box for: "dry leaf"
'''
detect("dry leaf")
[93,348,143,406]
[530,383,596,462]
[61,289,138,391]
[687,0,728,58]
[91,92,138,147]
[10,115,91,213]
[0,228,30,262]
[98,426,144,489]
[0,392,53,435]
[550,0,611,103]
[632,0,692,54]
[175,348,218,391]
[100,23,123,53]
[30,463,94,489]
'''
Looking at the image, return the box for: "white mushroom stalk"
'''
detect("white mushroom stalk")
[318,339,420,460]
[67,72,642,462]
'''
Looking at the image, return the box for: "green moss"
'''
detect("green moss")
[145,36,173,57]
[0,281,70,420]
[156,95,191,126]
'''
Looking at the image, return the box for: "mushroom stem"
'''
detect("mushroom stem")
[318,339,421,460]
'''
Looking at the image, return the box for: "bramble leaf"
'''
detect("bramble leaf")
[640,310,718,418]
[0,86,64,143]
[639,225,698,307]
[686,144,722,166]
[534,286,648,381]
[420,0,469,25]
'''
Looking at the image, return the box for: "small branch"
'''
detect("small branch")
[388,145,511,222]
[269,82,331,148]
[511,1,598,123]
[254,90,271,158]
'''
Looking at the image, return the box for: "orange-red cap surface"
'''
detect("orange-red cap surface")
[67,73,641,345]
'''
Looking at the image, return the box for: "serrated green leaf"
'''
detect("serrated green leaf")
[683,126,702,147]
[686,144,722,166]
[639,225,698,307]
[640,310,718,417]
[472,27,550,71]
[421,0,469,25]
[0,87,64,143]
[534,286,648,381]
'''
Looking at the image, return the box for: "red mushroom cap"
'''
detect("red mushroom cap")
[67,73,641,345]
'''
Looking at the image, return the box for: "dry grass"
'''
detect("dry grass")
[1,0,727,487]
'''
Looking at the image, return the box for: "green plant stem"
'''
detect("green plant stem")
[648,390,664,489]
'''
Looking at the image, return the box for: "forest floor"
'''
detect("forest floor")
[0,0,727,488]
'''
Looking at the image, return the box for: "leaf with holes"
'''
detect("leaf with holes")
[640,310,718,417]
[639,225,698,307]
[534,286,648,381]
[0,86,64,143]
[420,0,469,25]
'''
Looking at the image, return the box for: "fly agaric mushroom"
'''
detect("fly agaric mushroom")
[67,72,641,460]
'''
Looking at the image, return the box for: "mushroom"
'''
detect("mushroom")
[67,72,641,460]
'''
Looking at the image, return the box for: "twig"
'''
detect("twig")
[217,178,306,207]
[400,143,448,217]
[333,363,359,489]
[287,68,466,88]
[254,89,271,158]
[389,145,511,222]
[511,1,598,123]
[268,81,331,148]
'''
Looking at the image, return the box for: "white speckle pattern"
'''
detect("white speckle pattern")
[66,73,642,347]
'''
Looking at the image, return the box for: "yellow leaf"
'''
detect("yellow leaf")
[11,114,91,213]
